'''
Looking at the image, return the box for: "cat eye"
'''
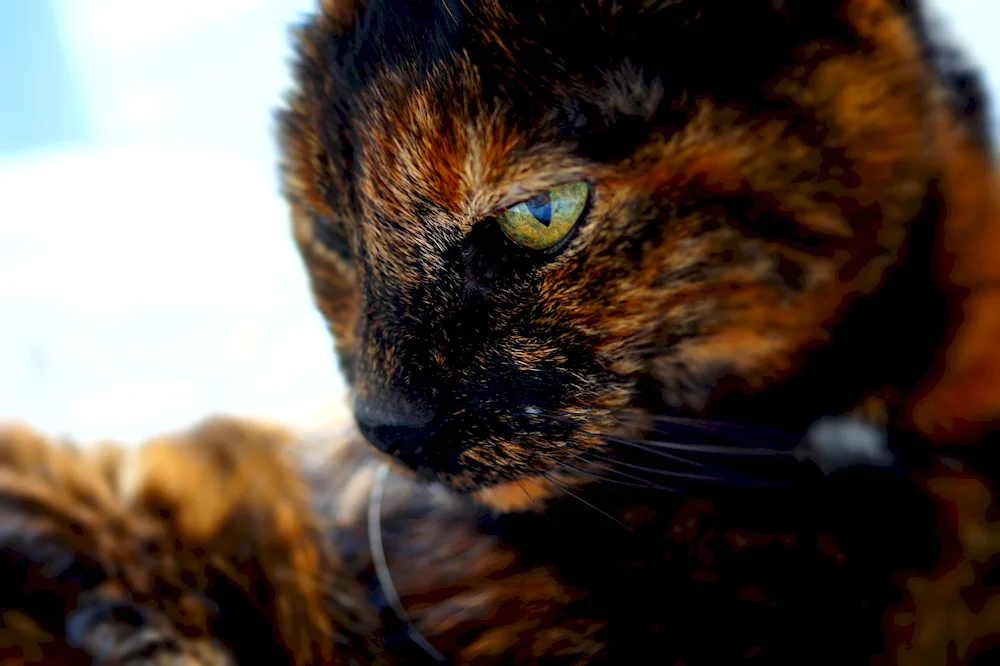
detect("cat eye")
[495,181,588,250]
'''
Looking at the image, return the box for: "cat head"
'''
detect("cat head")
[280,0,998,507]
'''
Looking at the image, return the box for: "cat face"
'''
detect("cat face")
[280,0,991,504]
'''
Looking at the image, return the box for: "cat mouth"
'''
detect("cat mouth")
[460,411,903,514]
[356,393,901,503]
[593,410,900,492]
[510,413,902,514]
[353,412,474,482]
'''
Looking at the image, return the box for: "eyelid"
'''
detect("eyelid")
[486,190,548,217]
[489,179,593,217]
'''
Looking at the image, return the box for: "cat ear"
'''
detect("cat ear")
[894,0,1000,444]
[904,124,1000,444]
[835,0,1000,445]
[319,0,363,34]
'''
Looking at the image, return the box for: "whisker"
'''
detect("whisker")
[557,422,781,487]
[587,431,707,469]
[513,474,551,518]
[524,407,798,489]
[540,472,633,532]
[531,410,790,461]
[576,449,726,483]
[547,456,676,493]
[626,439,792,458]
[623,413,803,448]
[581,448,780,490]
[527,406,802,449]
[560,449,680,492]
[524,409,712,469]
[494,457,559,528]
[588,421,792,458]
[582,430,793,489]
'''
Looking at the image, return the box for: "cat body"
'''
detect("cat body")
[3,0,1000,664]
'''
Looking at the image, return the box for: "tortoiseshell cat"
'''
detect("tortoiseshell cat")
[2,0,1000,664]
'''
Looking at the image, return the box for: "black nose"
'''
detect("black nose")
[352,388,439,462]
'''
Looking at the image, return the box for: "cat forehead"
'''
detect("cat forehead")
[353,64,589,225]
[356,63,505,218]
[315,0,662,223]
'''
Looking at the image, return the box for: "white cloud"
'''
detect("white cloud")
[0,144,345,442]
[0,144,296,314]
[55,0,266,54]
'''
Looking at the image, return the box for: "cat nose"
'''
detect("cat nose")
[352,387,439,461]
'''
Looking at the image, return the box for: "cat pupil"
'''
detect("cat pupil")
[525,193,552,226]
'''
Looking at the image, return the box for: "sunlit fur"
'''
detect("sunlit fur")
[2,1,1000,664]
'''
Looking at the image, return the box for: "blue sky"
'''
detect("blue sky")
[0,0,996,442]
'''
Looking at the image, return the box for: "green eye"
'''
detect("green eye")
[496,181,588,250]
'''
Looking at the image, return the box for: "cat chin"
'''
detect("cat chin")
[471,475,575,513]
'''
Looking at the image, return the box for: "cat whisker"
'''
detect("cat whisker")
[583,448,781,490]
[583,431,793,489]
[512,475,550,517]
[526,404,800,446]
[545,456,677,493]
[575,449,725,483]
[527,408,792,460]
[493,456,559,527]
[619,438,792,458]
[617,412,803,449]
[559,448,679,492]
[586,432,707,469]
[523,409,721,469]
[539,472,633,533]
[523,407,794,488]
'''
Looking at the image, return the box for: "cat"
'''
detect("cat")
[2,0,999,664]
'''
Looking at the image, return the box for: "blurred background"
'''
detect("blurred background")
[0,0,996,443]
[0,0,343,442]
